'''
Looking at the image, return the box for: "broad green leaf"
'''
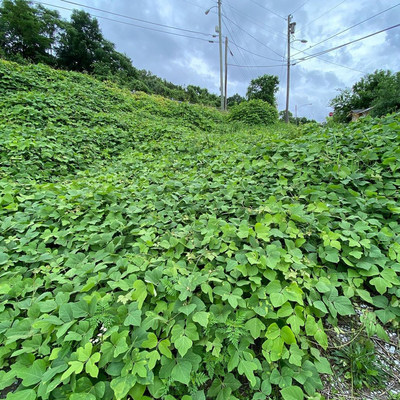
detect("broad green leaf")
[245,318,266,339]
[111,375,137,400]
[370,277,390,294]
[280,385,304,400]
[334,296,354,316]
[124,310,142,326]
[171,360,192,384]
[266,323,280,340]
[18,359,46,387]
[174,335,192,357]
[238,359,257,387]
[192,311,210,327]
[281,326,296,345]
[6,389,36,400]
[141,333,158,349]
[158,339,172,358]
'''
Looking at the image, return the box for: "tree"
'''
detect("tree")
[227,93,245,108]
[246,74,279,106]
[57,10,104,72]
[0,0,61,63]
[330,70,400,122]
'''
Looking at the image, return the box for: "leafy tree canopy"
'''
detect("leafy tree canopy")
[227,93,245,108]
[330,69,400,122]
[0,0,61,63]
[246,74,279,106]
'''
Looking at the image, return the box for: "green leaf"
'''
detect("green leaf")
[245,318,266,339]
[325,247,339,263]
[158,339,172,358]
[266,323,280,340]
[61,361,84,381]
[192,311,210,327]
[6,389,36,400]
[171,360,192,384]
[70,394,96,400]
[238,359,257,387]
[270,292,286,308]
[77,343,92,362]
[111,375,137,400]
[334,296,354,316]
[174,335,192,357]
[281,326,296,345]
[179,303,197,316]
[132,280,148,309]
[18,359,46,387]
[313,300,328,313]
[280,385,304,400]
[141,332,158,349]
[370,277,389,294]
[124,310,142,326]
[86,352,101,377]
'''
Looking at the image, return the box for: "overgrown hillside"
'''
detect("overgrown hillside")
[0,60,400,400]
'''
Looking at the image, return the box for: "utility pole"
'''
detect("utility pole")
[285,14,296,123]
[224,36,228,111]
[218,0,224,111]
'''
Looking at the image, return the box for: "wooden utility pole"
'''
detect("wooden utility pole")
[218,0,224,111]
[285,14,296,123]
[224,36,228,111]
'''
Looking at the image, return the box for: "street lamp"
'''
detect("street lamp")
[205,2,224,111]
[205,6,216,15]
[285,14,307,123]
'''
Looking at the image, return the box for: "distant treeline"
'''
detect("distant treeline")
[0,0,220,106]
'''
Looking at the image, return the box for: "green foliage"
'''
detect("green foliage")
[279,110,316,125]
[246,74,279,106]
[0,0,61,64]
[228,99,278,125]
[1,60,400,399]
[0,0,219,107]
[227,93,245,108]
[331,338,387,390]
[330,69,400,122]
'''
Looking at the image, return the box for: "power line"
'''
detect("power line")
[222,19,252,75]
[293,23,400,63]
[291,0,311,15]
[58,0,213,37]
[293,2,400,57]
[291,48,367,74]
[222,14,284,58]
[229,40,283,61]
[247,0,287,20]
[225,2,286,39]
[35,1,217,42]
[297,0,347,33]
[228,64,287,68]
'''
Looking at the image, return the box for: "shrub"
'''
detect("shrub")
[228,99,278,125]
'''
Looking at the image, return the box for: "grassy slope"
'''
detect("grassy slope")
[0,60,400,399]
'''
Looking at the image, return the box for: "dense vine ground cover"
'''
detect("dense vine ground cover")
[0,60,400,400]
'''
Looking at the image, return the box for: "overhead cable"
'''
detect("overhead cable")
[247,0,287,20]
[293,2,400,57]
[226,2,286,39]
[228,63,287,68]
[296,0,347,33]
[229,40,283,61]
[58,0,213,37]
[291,0,311,15]
[35,1,216,42]
[293,23,400,63]
[222,14,284,58]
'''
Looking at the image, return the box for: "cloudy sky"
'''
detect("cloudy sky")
[42,0,399,121]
